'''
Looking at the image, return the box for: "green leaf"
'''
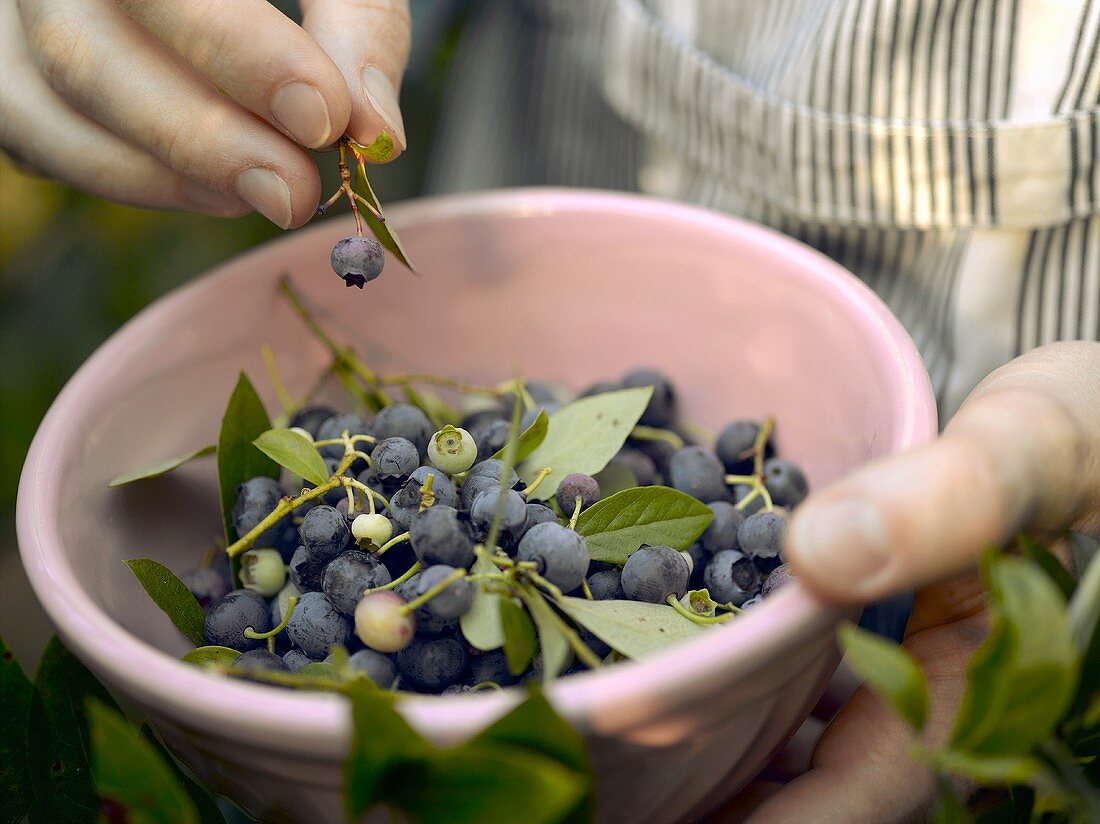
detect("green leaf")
[125,559,207,647]
[500,598,538,676]
[520,588,573,681]
[949,554,1079,756]
[354,163,415,271]
[343,679,428,818]
[926,749,1042,784]
[931,774,973,824]
[253,428,329,486]
[556,597,709,659]
[107,445,215,487]
[1017,535,1076,598]
[29,637,120,824]
[459,555,505,651]
[180,646,240,668]
[217,373,279,547]
[1,637,35,824]
[1068,549,1099,657]
[140,725,226,824]
[491,409,549,464]
[87,699,199,824]
[592,461,638,498]
[574,487,715,564]
[1067,550,1100,738]
[837,624,928,732]
[518,387,653,500]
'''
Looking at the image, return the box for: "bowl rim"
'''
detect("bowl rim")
[17,186,937,747]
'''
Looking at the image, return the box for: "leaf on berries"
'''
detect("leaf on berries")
[140,724,226,824]
[180,646,241,669]
[518,388,653,500]
[500,597,538,676]
[0,637,34,824]
[492,409,549,464]
[556,597,709,659]
[107,445,216,487]
[125,559,207,648]
[87,699,200,824]
[837,624,928,732]
[253,428,329,486]
[574,487,714,563]
[949,552,1078,756]
[217,373,279,549]
[460,558,506,652]
[520,588,572,681]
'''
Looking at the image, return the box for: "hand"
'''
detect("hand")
[714,341,1100,822]
[0,0,411,227]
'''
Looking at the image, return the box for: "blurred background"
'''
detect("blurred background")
[0,0,470,668]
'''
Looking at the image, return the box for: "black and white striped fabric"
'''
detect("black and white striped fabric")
[427,0,1099,414]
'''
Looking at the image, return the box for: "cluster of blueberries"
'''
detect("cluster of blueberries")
[181,370,806,694]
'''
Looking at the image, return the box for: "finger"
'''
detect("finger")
[116,0,350,149]
[19,0,319,228]
[785,342,1100,603]
[0,1,245,215]
[300,0,411,160]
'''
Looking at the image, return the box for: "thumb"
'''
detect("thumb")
[300,0,411,160]
[785,342,1100,603]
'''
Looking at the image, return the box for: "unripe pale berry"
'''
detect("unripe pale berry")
[355,591,416,652]
[239,548,287,597]
[427,426,478,474]
[352,513,394,545]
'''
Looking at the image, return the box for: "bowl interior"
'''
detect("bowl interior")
[19,187,934,735]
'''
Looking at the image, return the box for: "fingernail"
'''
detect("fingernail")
[360,66,406,151]
[270,82,332,148]
[789,500,893,596]
[179,180,243,215]
[234,168,292,229]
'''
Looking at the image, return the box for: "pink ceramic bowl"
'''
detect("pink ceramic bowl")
[18,189,936,823]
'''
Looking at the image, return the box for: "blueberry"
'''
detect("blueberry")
[460,407,505,432]
[761,563,796,597]
[331,236,384,288]
[410,506,475,568]
[555,473,601,515]
[621,368,676,428]
[390,466,460,530]
[469,488,527,545]
[586,568,624,600]
[460,472,516,510]
[239,548,287,597]
[524,503,559,531]
[516,522,590,593]
[460,460,521,507]
[621,546,690,603]
[427,426,478,474]
[351,512,394,546]
[704,550,760,606]
[394,573,456,635]
[203,591,271,652]
[283,649,319,671]
[179,567,230,611]
[354,591,416,652]
[322,549,392,615]
[231,649,290,675]
[371,403,433,459]
[763,459,809,508]
[737,511,786,573]
[285,592,350,658]
[316,414,373,460]
[630,437,677,477]
[470,418,511,463]
[414,564,475,619]
[349,649,398,688]
[299,505,352,563]
[395,637,469,693]
[289,545,324,592]
[468,650,515,687]
[369,437,420,486]
[732,484,766,514]
[289,405,338,438]
[668,447,727,503]
[579,380,620,398]
[715,421,775,474]
[613,447,658,487]
[231,476,284,546]
[701,502,744,554]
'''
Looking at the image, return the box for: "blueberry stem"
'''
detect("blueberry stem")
[337,139,363,237]
[469,681,503,692]
[520,467,552,498]
[580,579,595,600]
[418,473,435,512]
[516,584,602,669]
[665,595,733,624]
[378,373,500,396]
[485,386,525,552]
[350,191,384,221]
[630,425,684,450]
[374,531,410,557]
[261,344,295,416]
[244,596,298,643]
[567,497,583,531]
[753,417,776,477]
[734,485,763,512]
[398,568,467,615]
[528,571,564,602]
[364,561,422,595]
[724,474,757,486]
[227,478,341,557]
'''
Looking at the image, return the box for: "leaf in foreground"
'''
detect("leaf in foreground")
[126,559,207,647]
[181,646,241,669]
[88,699,199,824]
[500,597,538,676]
[141,725,226,824]
[575,486,714,563]
[1,637,34,824]
[521,588,573,681]
[108,445,215,487]
[491,409,549,464]
[459,556,505,651]
[837,624,928,732]
[557,597,710,659]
